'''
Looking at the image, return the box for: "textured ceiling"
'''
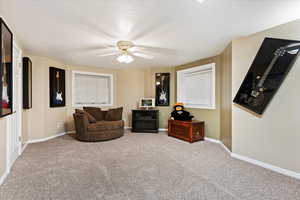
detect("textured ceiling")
[1,0,300,68]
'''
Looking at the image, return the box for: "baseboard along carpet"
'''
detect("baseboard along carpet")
[0,131,299,200]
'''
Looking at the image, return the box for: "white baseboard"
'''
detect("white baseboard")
[1,142,29,186]
[220,142,232,154]
[204,137,222,144]
[28,131,71,144]
[0,131,73,186]
[231,153,300,180]
[0,169,9,186]
[205,137,231,154]
[159,128,168,132]
[204,137,300,180]
[124,127,167,132]
[12,129,300,181]
[20,142,28,154]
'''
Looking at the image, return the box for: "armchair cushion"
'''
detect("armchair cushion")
[75,109,96,123]
[105,107,123,121]
[83,107,105,121]
[87,120,124,132]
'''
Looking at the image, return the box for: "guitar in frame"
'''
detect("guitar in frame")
[234,38,300,115]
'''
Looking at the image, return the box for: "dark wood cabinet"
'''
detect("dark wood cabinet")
[132,110,159,133]
[23,57,32,109]
[168,120,205,143]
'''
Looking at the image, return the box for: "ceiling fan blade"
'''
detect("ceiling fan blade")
[132,52,154,59]
[98,52,120,57]
[128,46,139,52]
[135,45,178,55]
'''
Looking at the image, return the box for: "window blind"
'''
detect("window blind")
[185,70,212,106]
[177,63,215,109]
[73,73,112,106]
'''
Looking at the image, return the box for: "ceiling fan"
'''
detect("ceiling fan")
[98,41,154,64]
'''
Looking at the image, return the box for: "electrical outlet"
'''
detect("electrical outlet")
[57,122,63,129]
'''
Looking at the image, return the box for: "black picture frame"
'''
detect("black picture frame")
[233,37,300,115]
[23,57,32,109]
[0,18,13,118]
[49,67,65,107]
[155,73,170,106]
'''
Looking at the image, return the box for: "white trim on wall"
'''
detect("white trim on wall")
[2,129,299,184]
[204,137,300,180]
[204,137,222,144]
[13,41,23,156]
[28,131,74,144]
[20,143,28,155]
[124,127,168,132]
[6,116,10,177]
[231,153,300,180]
[0,169,9,186]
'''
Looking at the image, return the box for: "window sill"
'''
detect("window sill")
[184,105,216,110]
[72,104,114,108]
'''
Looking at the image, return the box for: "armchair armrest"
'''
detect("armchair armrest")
[73,113,90,135]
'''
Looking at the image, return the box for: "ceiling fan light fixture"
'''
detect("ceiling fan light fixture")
[196,0,206,3]
[117,54,134,64]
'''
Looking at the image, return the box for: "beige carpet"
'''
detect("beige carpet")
[0,131,299,200]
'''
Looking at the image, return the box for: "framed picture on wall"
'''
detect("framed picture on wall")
[0,18,13,118]
[155,73,170,106]
[23,57,32,109]
[49,67,65,107]
[233,38,300,115]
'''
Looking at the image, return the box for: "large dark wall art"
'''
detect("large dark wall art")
[49,67,65,107]
[155,73,170,106]
[0,18,13,118]
[234,38,300,115]
[23,57,32,109]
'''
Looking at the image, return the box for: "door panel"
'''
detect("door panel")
[8,43,22,168]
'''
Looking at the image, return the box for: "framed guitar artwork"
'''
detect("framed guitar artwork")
[234,38,300,115]
[155,73,170,106]
[0,18,13,118]
[49,67,65,107]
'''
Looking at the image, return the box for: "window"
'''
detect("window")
[72,71,113,107]
[177,63,215,109]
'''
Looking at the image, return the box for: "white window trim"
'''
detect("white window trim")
[177,63,216,109]
[72,70,114,108]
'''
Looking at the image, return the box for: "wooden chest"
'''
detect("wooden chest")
[168,120,205,143]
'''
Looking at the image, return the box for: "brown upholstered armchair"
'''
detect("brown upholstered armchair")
[73,107,124,142]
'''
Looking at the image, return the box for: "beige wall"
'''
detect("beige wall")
[220,44,232,150]
[117,68,146,127]
[22,55,67,141]
[21,55,152,138]
[22,55,122,136]
[175,56,222,139]
[232,19,300,173]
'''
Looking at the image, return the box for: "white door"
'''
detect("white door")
[7,42,22,169]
